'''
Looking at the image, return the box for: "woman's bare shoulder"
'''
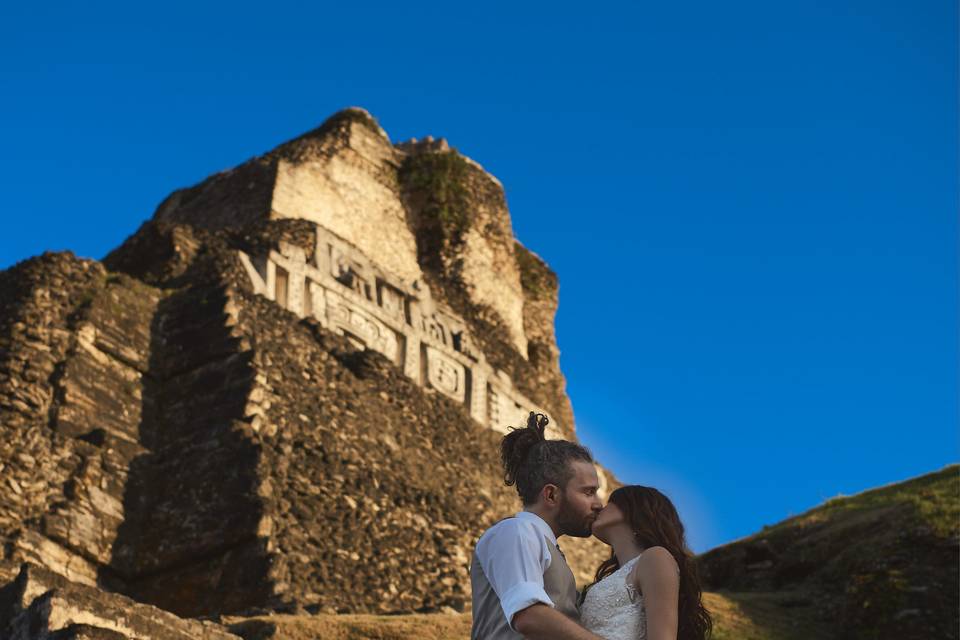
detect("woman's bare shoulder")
[630,546,680,585]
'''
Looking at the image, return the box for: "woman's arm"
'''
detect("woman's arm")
[631,546,680,640]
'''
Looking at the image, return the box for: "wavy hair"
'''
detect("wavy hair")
[585,486,712,640]
[500,412,593,505]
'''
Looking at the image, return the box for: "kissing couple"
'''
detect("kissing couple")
[470,413,713,640]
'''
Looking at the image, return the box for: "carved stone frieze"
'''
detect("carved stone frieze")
[237,224,550,434]
[424,346,466,403]
[326,290,402,364]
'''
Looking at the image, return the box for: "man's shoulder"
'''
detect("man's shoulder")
[476,516,542,548]
[479,516,525,539]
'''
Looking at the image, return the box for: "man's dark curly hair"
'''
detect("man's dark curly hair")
[500,412,594,505]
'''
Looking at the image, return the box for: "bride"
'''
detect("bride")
[578,486,713,640]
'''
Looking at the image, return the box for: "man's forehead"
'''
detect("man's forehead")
[570,460,599,486]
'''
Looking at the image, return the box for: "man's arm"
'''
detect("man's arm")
[476,521,555,628]
[513,604,604,640]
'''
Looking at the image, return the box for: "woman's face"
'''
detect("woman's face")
[591,500,627,544]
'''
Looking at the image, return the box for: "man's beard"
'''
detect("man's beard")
[556,494,594,538]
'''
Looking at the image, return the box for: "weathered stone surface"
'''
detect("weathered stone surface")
[0,108,614,623]
[0,563,239,640]
[0,253,151,586]
[153,108,530,360]
[234,225,556,438]
[225,611,473,640]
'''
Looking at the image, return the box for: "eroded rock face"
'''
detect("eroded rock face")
[0,563,239,640]
[155,108,531,362]
[0,108,614,623]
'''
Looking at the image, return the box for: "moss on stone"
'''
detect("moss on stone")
[514,242,558,299]
[399,151,472,237]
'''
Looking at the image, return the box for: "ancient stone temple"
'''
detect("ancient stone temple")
[0,108,614,638]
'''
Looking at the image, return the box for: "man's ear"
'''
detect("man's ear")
[542,483,561,506]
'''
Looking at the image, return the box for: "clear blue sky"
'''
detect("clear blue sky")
[2,1,956,552]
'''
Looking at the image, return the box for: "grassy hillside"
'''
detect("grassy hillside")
[699,464,959,640]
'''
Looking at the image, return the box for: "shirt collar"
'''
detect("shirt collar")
[516,511,558,546]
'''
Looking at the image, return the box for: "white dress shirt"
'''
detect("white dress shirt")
[474,511,558,628]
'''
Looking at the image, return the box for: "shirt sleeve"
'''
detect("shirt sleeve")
[475,519,554,629]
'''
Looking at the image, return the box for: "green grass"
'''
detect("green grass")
[706,591,825,640]
[700,465,960,639]
[766,464,958,538]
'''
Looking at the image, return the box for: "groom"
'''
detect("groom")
[470,413,605,640]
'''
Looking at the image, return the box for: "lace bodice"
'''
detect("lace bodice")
[579,555,646,640]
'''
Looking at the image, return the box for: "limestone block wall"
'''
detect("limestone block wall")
[155,159,277,232]
[41,275,159,575]
[397,144,530,358]
[108,285,274,617]
[225,287,520,613]
[237,224,556,438]
[270,122,423,287]
[0,564,240,640]
[0,252,276,617]
[0,255,160,589]
[150,108,533,358]
[449,160,528,359]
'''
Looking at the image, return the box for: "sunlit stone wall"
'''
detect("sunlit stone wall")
[239,225,556,437]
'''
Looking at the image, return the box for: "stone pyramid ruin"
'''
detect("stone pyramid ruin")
[0,108,615,638]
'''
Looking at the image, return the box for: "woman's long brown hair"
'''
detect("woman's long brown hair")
[584,486,712,640]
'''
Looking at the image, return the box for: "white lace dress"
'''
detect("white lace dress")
[579,555,646,640]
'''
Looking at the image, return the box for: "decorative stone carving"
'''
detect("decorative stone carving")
[487,381,553,436]
[377,281,406,322]
[425,346,466,403]
[469,367,487,424]
[307,281,326,324]
[275,266,289,308]
[486,384,509,434]
[327,291,401,364]
[403,334,421,384]
[278,241,307,264]
[422,313,448,346]
[238,253,268,297]
[330,244,370,300]
[238,224,551,436]
[269,245,309,316]
[452,329,478,360]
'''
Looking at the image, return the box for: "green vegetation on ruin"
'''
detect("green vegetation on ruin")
[398,151,472,236]
[514,241,558,298]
